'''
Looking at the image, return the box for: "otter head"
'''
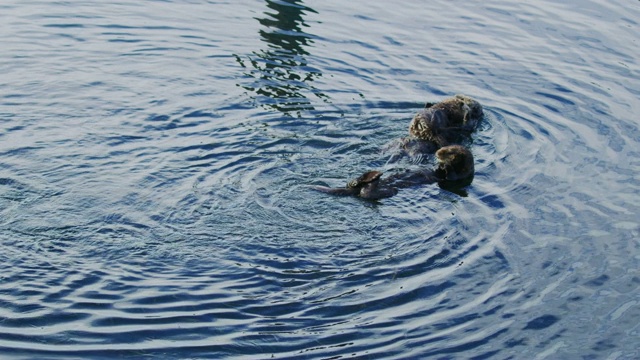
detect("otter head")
[454,94,483,129]
[435,145,474,181]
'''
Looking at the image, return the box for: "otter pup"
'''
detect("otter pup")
[428,94,483,129]
[388,94,483,162]
[407,107,451,147]
[409,94,483,144]
[314,145,474,200]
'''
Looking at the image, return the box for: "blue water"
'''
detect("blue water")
[1,0,639,359]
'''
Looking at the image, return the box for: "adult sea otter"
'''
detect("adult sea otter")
[314,145,474,200]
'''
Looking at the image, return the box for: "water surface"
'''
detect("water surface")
[1,0,639,359]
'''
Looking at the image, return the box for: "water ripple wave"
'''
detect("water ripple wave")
[1,0,639,359]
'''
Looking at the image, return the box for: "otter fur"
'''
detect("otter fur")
[387,94,483,161]
[314,145,474,200]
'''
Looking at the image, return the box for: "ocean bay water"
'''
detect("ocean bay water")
[1,0,639,359]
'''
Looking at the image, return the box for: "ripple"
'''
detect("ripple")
[1,0,640,358]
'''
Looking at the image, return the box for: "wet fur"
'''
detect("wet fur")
[390,94,483,162]
[314,95,481,200]
[314,145,474,200]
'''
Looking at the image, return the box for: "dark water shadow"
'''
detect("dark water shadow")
[523,315,560,330]
[438,175,474,197]
[234,0,329,116]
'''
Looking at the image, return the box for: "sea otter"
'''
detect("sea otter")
[387,94,483,162]
[430,144,475,181]
[425,94,483,130]
[314,145,474,200]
